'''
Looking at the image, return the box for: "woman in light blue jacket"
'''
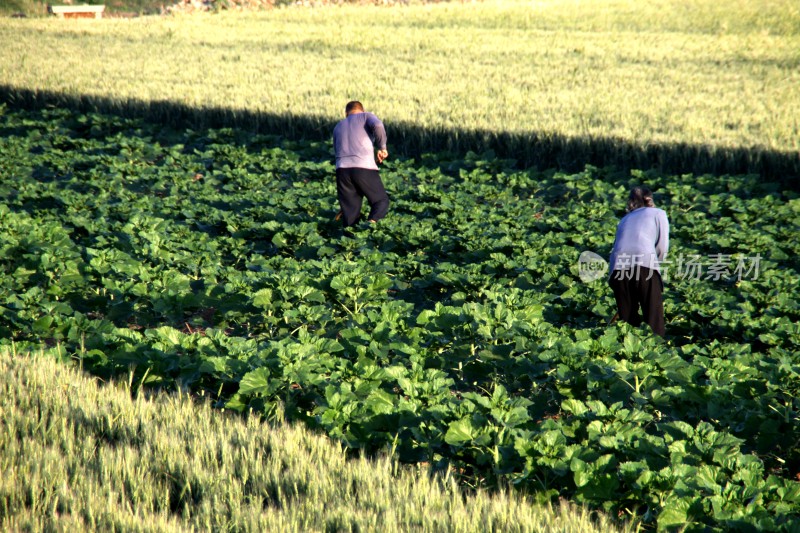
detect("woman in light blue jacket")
[608,186,669,336]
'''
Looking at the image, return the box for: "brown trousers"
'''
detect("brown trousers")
[608,267,665,337]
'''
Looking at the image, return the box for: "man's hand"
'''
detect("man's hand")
[376,149,389,164]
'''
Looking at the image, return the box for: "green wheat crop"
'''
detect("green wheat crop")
[1,0,798,173]
[0,348,631,532]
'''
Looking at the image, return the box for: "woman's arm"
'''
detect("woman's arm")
[655,209,669,261]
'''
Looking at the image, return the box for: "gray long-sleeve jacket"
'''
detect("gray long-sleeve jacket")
[333,112,387,170]
[609,207,670,272]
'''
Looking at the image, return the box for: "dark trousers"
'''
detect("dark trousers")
[608,267,665,337]
[335,167,389,227]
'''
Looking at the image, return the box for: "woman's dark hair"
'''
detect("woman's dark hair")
[345,101,364,115]
[627,186,655,212]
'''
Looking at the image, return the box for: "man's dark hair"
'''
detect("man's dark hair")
[345,101,364,115]
[627,186,656,212]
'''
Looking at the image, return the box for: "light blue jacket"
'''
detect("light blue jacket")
[609,207,670,273]
[333,112,387,170]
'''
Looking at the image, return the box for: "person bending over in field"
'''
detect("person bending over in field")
[333,101,390,230]
[608,186,670,337]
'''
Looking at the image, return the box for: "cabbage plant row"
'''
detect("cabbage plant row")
[1,105,798,531]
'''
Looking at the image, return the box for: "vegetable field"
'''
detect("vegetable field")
[1,104,798,530]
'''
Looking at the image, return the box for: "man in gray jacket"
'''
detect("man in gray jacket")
[333,101,390,229]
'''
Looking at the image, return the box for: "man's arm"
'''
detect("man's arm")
[365,113,388,162]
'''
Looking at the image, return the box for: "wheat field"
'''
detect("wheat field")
[1,349,631,532]
[1,0,798,174]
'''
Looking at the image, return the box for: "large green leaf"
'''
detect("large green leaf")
[238,368,272,396]
[445,418,478,446]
